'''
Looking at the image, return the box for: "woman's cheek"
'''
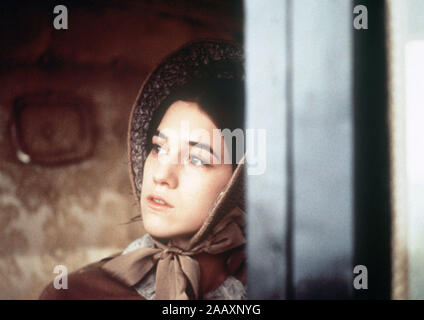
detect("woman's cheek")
[142,155,156,188]
[179,177,211,214]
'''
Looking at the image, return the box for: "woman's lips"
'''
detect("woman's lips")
[146,194,174,211]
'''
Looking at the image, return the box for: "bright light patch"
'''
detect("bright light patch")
[405,40,424,299]
[406,41,424,182]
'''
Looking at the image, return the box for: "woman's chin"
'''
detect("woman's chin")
[143,222,171,240]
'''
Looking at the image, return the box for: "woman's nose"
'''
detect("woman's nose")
[152,154,178,189]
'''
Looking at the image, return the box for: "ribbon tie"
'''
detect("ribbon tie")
[102,206,245,300]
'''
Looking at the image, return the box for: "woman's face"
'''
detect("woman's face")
[140,100,233,245]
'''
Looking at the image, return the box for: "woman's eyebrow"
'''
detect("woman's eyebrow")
[154,130,167,140]
[189,140,219,160]
[155,129,219,160]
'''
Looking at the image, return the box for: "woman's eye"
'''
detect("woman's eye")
[190,155,210,167]
[152,143,167,155]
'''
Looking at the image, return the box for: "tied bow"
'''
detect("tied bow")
[102,206,245,300]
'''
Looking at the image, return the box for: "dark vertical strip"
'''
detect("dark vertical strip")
[353,0,391,299]
[285,0,295,301]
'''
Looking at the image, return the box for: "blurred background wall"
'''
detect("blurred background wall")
[0,0,242,299]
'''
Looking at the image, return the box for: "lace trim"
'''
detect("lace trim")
[122,234,247,300]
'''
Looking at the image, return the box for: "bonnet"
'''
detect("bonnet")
[102,39,246,299]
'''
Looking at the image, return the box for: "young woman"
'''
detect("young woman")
[39,39,246,300]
